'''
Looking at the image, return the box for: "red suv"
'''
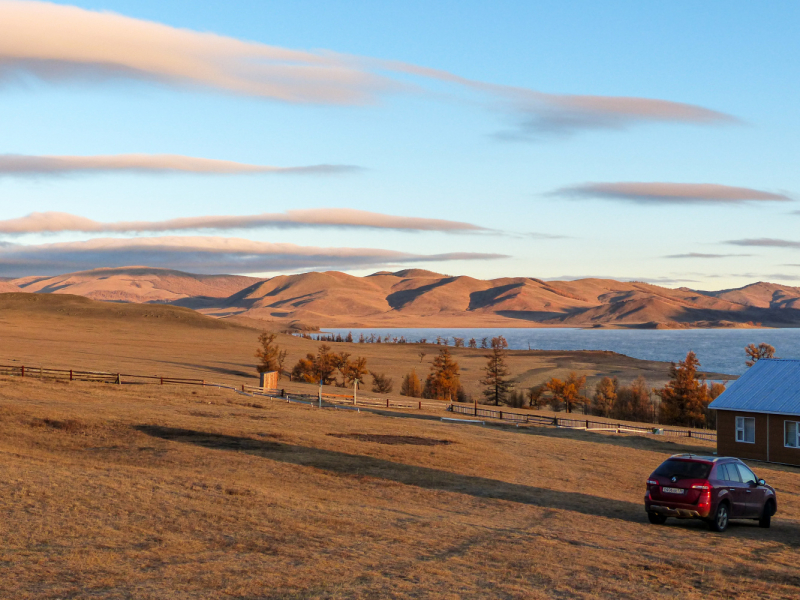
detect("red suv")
[644,454,777,532]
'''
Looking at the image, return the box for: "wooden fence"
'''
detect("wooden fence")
[448,403,717,442]
[0,362,443,411]
[0,364,209,386]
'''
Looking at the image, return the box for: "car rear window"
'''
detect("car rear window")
[654,459,711,480]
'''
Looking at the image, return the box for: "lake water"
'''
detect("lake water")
[321,328,800,377]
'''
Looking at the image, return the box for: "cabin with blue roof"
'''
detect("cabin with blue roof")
[709,359,800,466]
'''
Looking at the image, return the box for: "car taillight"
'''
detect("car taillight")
[694,482,711,507]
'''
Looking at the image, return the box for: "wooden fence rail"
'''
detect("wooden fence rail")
[0,363,207,386]
[447,403,717,442]
[0,362,442,411]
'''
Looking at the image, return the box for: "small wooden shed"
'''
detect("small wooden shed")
[709,359,800,467]
[259,371,279,390]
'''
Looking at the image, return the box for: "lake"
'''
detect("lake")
[321,327,800,377]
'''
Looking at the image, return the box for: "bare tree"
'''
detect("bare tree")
[480,336,512,406]
[370,371,394,393]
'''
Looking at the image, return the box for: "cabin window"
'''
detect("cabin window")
[786,421,800,449]
[735,416,755,443]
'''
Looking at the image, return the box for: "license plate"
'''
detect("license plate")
[662,487,684,494]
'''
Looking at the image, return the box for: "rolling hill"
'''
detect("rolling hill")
[11,266,261,304]
[6,266,800,328]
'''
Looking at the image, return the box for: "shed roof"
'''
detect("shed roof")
[709,359,800,416]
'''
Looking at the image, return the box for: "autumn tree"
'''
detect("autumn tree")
[400,369,422,398]
[615,376,653,422]
[655,351,710,427]
[255,332,288,379]
[370,371,394,393]
[290,344,338,384]
[481,336,513,406]
[545,372,586,413]
[745,343,776,367]
[333,353,368,388]
[423,348,461,400]
[592,376,617,417]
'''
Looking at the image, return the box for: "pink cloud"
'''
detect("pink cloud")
[0,209,487,234]
[0,1,737,135]
[0,154,356,176]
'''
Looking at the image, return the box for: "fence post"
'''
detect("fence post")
[21,365,24,378]
[499,410,503,420]
[69,369,73,382]
[553,416,558,426]
[688,431,692,439]
[386,398,389,408]
[160,377,163,385]
[419,401,422,410]
[586,420,589,429]
[116,373,121,385]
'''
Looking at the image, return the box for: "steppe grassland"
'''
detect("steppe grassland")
[0,298,709,403]
[1,376,798,599]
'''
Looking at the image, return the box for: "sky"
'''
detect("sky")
[1,0,799,288]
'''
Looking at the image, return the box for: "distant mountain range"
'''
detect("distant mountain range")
[6,266,800,329]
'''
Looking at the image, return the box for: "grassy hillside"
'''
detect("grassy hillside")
[0,293,730,398]
[1,376,797,598]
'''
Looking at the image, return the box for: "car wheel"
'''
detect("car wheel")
[759,500,775,529]
[708,503,729,532]
[648,512,667,525]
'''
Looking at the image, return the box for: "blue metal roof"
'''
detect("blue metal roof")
[709,359,800,415]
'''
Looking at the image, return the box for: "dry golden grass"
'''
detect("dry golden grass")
[1,375,798,599]
[0,295,730,407]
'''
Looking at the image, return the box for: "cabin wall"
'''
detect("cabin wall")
[717,410,769,462]
[768,414,800,467]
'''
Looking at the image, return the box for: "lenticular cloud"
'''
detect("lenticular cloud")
[553,182,790,204]
[0,209,487,234]
[0,1,737,136]
[0,154,357,176]
[0,236,507,276]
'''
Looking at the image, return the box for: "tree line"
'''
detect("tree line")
[296,332,497,348]
[260,331,779,428]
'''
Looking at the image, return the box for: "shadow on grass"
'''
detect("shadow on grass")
[133,425,652,525]
[516,425,713,455]
[134,425,800,547]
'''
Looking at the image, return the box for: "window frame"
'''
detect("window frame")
[785,420,800,449]
[735,416,756,444]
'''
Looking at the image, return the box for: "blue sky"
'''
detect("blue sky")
[1,0,799,286]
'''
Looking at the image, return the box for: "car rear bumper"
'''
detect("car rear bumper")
[646,504,707,519]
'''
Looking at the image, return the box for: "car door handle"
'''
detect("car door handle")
[729,488,736,492]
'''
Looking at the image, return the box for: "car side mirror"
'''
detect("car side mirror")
[758,479,766,486]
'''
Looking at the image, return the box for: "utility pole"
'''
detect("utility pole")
[353,378,359,406]
[318,379,322,409]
